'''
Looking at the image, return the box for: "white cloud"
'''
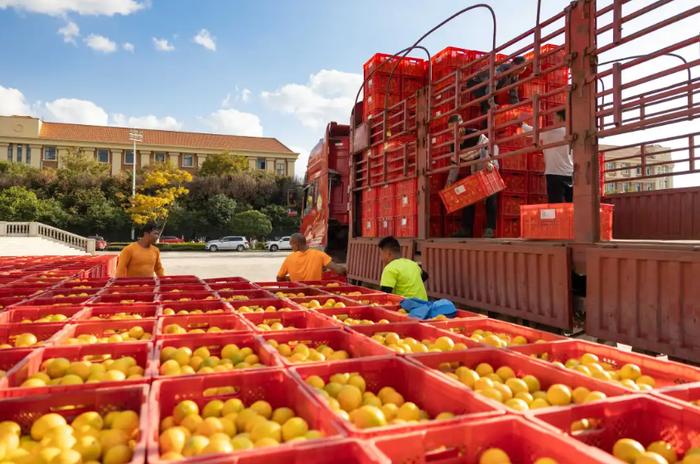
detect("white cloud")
[261,69,362,130]
[0,85,32,116]
[200,109,263,137]
[112,113,182,130]
[193,29,216,51]
[84,34,117,53]
[122,42,135,52]
[152,37,175,52]
[58,21,79,44]
[44,98,109,125]
[221,87,252,108]
[0,0,145,16]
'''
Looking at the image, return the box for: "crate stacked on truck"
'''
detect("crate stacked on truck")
[356,44,570,239]
[2,256,700,462]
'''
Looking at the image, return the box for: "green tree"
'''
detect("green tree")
[0,186,68,225]
[229,210,272,240]
[199,152,249,177]
[261,204,299,238]
[123,164,192,226]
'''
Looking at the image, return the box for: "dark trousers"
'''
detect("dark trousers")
[546,174,573,203]
[463,193,498,235]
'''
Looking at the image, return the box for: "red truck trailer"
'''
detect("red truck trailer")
[300,0,700,363]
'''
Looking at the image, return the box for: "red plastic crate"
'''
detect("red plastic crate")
[301,279,348,288]
[440,169,506,214]
[55,278,110,289]
[254,281,307,289]
[0,349,33,389]
[160,300,230,316]
[207,282,258,292]
[204,276,249,284]
[429,214,444,237]
[427,318,565,345]
[294,356,502,437]
[15,296,91,307]
[431,46,488,81]
[80,304,158,320]
[500,193,527,217]
[0,385,148,463]
[351,322,479,351]
[103,286,155,295]
[1,305,87,324]
[5,342,153,396]
[363,217,378,238]
[346,293,404,309]
[373,415,611,463]
[262,328,392,365]
[290,295,362,310]
[362,188,378,219]
[501,170,528,194]
[235,439,389,464]
[409,349,627,412]
[159,291,218,303]
[40,288,101,299]
[219,289,275,302]
[528,151,546,172]
[317,306,410,325]
[378,184,396,217]
[152,333,280,378]
[655,383,700,413]
[0,297,22,310]
[92,293,157,305]
[528,173,547,194]
[147,369,346,464]
[266,287,331,298]
[0,323,66,349]
[528,193,548,205]
[159,275,202,284]
[53,319,156,345]
[378,216,395,237]
[530,395,700,461]
[243,311,341,332]
[511,339,700,390]
[520,203,614,240]
[112,277,157,286]
[395,215,418,238]
[498,216,521,238]
[324,286,384,297]
[228,298,304,313]
[157,313,249,338]
[395,179,417,216]
[158,284,210,293]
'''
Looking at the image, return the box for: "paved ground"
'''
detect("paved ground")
[159,251,290,281]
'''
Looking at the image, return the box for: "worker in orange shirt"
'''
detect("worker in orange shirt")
[276,233,346,282]
[115,223,165,278]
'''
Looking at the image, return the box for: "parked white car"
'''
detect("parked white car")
[266,236,293,252]
[205,236,250,252]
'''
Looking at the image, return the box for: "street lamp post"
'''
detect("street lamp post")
[128,129,144,240]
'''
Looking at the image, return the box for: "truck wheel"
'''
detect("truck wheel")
[237,245,245,252]
[209,245,218,252]
[270,245,278,252]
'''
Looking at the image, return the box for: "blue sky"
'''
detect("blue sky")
[0,0,695,183]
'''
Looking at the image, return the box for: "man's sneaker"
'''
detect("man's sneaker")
[483,228,495,238]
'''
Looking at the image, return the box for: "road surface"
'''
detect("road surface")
[159,251,289,281]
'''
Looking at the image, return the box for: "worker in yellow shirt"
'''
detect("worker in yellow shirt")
[115,223,165,278]
[277,233,346,282]
[378,236,428,300]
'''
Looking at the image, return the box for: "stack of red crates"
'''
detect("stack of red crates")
[363,53,427,121]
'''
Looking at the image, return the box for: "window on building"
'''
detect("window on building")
[636,166,641,175]
[124,150,134,165]
[604,183,616,194]
[635,184,643,192]
[6,144,12,162]
[43,146,57,161]
[275,160,286,176]
[257,158,267,170]
[605,162,614,170]
[645,166,653,176]
[15,144,23,163]
[622,164,631,177]
[154,152,167,163]
[647,184,654,191]
[182,154,194,168]
[97,149,110,164]
[25,146,30,165]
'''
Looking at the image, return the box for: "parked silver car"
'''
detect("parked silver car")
[205,236,250,252]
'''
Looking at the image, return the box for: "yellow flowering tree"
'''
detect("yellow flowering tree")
[123,166,192,226]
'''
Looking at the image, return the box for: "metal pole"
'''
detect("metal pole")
[131,138,137,240]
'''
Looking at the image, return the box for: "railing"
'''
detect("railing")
[0,222,95,253]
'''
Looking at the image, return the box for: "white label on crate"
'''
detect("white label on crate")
[455,185,466,195]
[401,217,408,226]
[366,220,371,229]
[431,137,437,144]
[383,220,388,227]
[540,209,556,220]
[402,195,408,206]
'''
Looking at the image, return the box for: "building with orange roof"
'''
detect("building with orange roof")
[0,115,298,177]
